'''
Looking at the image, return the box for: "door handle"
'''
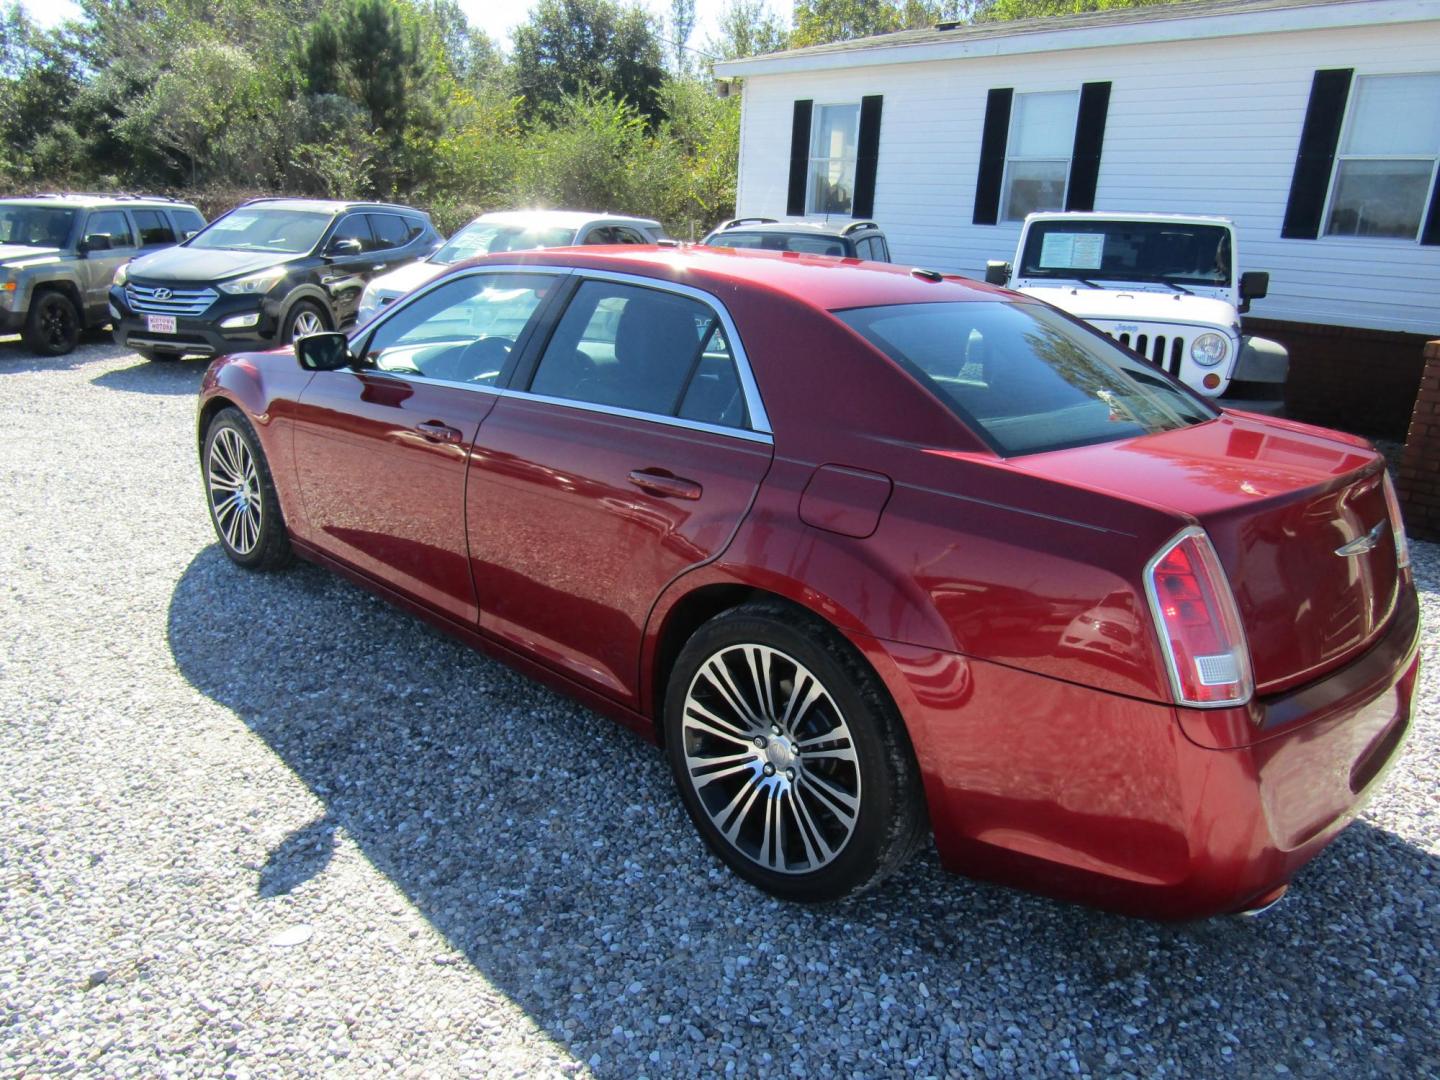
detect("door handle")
[416,420,463,444]
[628,469,702,500]
[372,264,386,271]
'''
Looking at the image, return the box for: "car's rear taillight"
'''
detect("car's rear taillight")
[1144,527,1254,708]
[1382,471,1411,570]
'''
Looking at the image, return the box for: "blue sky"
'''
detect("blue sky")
[21,0,760,55]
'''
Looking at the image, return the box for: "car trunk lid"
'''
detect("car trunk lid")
[1011,413,1398,695]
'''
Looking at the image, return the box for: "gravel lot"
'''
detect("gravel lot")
[1,337,1437,1079]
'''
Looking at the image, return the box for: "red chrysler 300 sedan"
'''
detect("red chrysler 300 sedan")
[196,246,1419,918]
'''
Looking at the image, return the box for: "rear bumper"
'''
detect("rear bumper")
[853,584,1420,919]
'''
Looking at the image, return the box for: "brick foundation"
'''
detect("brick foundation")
[1397,341,1440,543]
[1244,318,1431,440]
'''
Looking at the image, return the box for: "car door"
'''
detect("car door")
[318,213,377,326]
[291,269,562,623]
[77,209,139,321]
[466,274,774,705]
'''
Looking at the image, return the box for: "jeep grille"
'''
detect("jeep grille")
[126,284,218,318]
[1110,330,1185,378]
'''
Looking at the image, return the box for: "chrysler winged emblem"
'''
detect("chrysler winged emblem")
[153,287,172,300]
[1334,520,1387,558]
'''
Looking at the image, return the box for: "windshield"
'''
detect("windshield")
[837,301,1215,456]
[1018,220,1233,287]
[431,222,577,264]
[0,206,75,248]
[189,208,331,254]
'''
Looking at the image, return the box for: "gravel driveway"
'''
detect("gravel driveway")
[2,338,1437,1079]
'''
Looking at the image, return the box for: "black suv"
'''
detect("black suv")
[700,218,892,261]
[0,193,204,356]
[110,198,440,361]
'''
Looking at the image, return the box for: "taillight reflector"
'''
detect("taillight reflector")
[1144,527,1254,708]
[1382,472,1411,570]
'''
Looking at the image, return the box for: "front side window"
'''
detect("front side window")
[191,208,332,253]
[171,208,206,238]
[808,103,860,215]
[837,301,1213,456]
[1325,73,1440,240]
[528,279,748,427]
[361,273,554,385]
[1002,90,1079,222]
[85,210,134,248]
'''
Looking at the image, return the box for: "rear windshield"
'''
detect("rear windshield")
[708,231,848,257]
[1018,219,1232,288]
[836,301,1215,456]
[431,222,576,264]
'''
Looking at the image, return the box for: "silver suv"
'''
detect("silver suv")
[0,193,204,356]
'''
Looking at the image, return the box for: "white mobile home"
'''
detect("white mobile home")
[713,0,1440,436]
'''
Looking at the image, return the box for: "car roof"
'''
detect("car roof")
[472,209,664,230]
[242,198,427,217]
[0,194,199,210]
[1023,211,1235,228]
[465,244,1005,311]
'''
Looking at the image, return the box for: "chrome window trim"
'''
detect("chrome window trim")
[351,263,775,440]
[511,266,773,436]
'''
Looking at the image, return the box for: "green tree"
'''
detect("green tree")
[511,0,666,123]
[669,0,696,72]
[706,0,789,59]
[980,0,1183,19]
[790,0,974,46]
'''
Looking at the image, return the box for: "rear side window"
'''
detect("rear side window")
[836,301,1214,456]
[368,213,410,250]
[171,208,206,237]
[134,210,175,247]
[528,280,748,428]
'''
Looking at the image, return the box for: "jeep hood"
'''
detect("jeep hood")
[1018,285,1236,329]
[0,244,61,265]
[126,246,304,284]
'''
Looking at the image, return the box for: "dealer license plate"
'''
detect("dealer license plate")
[146,315,176,334]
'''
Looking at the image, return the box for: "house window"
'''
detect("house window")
[1324,73,1440,240]
[1001,90,1079,222]
[808,103,860,215]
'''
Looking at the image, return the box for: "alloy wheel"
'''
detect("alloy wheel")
[207,427,262,555]
[41,302,75,349]
[680,643,862,875]
[291,310,325,339]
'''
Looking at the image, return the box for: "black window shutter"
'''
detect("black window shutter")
[852,95,884,219]
[1066,81,1111,212]
[787,100,813,217]
[973,88,1013,226]
[1282,69,1353,240]
[1422,168,1440,245]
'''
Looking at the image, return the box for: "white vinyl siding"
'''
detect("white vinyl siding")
[1001,90,1079,222]
[1323,73,1440,240]
[730,18,1440,335]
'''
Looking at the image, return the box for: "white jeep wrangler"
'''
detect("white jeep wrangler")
[986,212,1287,414]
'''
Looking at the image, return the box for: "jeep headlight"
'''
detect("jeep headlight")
[1190,332,1229,367]
[219,266,287,295]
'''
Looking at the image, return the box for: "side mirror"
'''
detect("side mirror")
[80,234,113,254]
[295,331,354,371]
[984,260,1011,286]
[181,230,198,241]
[327,237,363,257]
[1238,271,1269,314]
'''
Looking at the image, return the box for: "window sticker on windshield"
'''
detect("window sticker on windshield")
[1039,232,1104,269]
[214,214,258,231]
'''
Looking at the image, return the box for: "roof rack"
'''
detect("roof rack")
[29,191,188,204]
[719,216,779,230]
[841,220,879,235]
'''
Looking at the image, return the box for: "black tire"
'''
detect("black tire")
[281,300,329,344]
[23,290,81,356]
[664,600,927,902]
[137,348,178,363]
[202,408,293,571]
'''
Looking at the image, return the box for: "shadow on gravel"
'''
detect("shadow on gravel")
[167,544,1439,1076]
[0,330,126,373]
[90,356,211,395]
